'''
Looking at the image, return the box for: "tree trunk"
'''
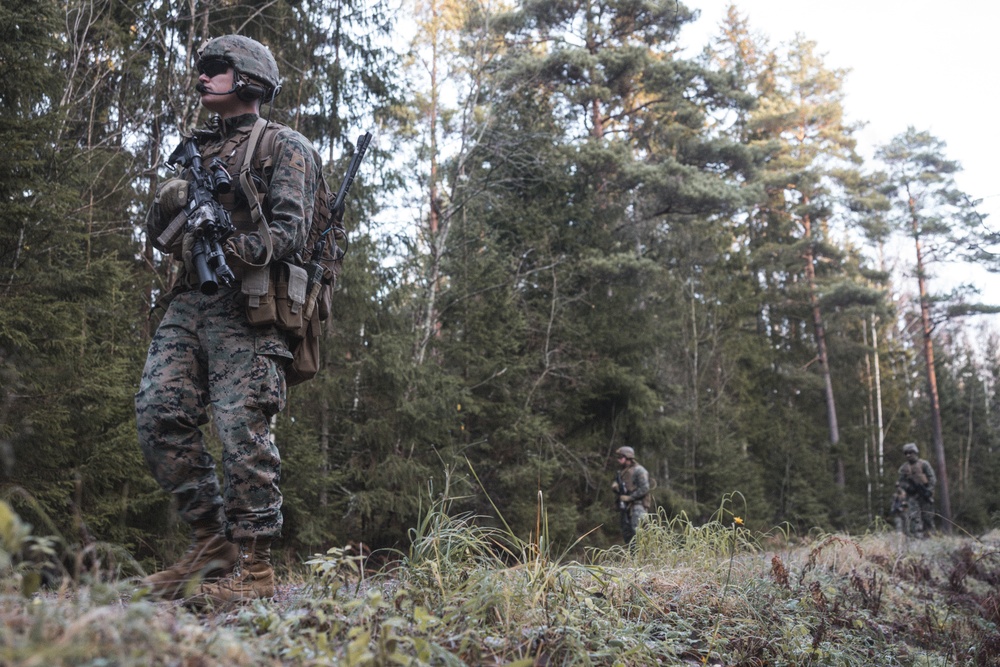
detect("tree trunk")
[688,281,700,505]
[863,322,874,522]
[872,315,886,486]
[415,0,445,364]
[909,196,953,531]
[963,380,973,496]
[319,395,330,508]
[802,212,844,488]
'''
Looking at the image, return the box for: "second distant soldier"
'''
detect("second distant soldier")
[611,446,651,545]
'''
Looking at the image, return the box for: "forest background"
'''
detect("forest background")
[3,0,1000,570]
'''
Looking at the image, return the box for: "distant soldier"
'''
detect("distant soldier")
[611,446,651,545]
[897,442,936,537]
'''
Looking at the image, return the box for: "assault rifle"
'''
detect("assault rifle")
[615,472,628,511]
[331,131,373,220]
[165,136,237,295]
[303,131,373,320]
[904,480,933,503]
[889,487,908,516]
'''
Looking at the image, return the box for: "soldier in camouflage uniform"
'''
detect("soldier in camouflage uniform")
[897,442,937,537]
[136,35,320,606]
[611,446,651,545]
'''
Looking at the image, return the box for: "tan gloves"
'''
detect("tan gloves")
[181,230,199,277]
[222,236,256,273]
[611,482,631,503]
[155,178,189,217]
[151,179,191,257]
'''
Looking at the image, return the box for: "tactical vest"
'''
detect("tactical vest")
[621,465,653,509]
[196,118,344,386]
[903,461,929,486]
[198,120,282,234]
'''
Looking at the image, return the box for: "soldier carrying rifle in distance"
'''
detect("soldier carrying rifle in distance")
[897,442,937,538]
[611,446,651,546]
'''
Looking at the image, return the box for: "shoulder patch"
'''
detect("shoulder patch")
[288,150,308,174]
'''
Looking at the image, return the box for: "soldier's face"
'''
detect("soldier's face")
[197,60,244,116]
[617,455,629,468]
[905,451,918,462]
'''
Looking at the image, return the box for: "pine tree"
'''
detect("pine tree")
[0,0,155,553]
[707,12,891,528]
[876,127,992,531]
[419,0,765,541]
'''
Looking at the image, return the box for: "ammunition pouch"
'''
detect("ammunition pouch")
[276,262,308,337]
[243,261,320,387]
[243,265,276,326]
[243,262,308,333]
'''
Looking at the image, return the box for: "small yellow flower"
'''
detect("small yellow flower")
[733,516,744,526]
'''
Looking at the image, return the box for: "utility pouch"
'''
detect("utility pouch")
[275,261,308,337]
[319,264,335,321]
[243,265,277,326]
[285,313,321,387]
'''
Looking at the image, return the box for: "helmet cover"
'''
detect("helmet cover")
[197,35,280,98]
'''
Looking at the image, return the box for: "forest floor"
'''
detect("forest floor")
[3,512,1000,666]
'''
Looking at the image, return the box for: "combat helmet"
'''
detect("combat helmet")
[615,446,635,460]
[197,35,281,102]
[902,442,919,455]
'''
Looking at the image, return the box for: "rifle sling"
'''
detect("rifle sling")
[238,117,274,268]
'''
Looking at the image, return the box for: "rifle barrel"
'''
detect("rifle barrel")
[331,132,373,213]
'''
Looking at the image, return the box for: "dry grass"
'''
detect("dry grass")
[3,499,1000,666]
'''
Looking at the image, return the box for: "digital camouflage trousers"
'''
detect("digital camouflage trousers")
[135,287,292,540]
[620,504,647,544]
[903,495,936,537]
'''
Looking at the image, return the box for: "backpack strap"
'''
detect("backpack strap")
[238,117,274,268]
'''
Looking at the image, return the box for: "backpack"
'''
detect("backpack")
[642,474,657,509]
[238,118,348,386]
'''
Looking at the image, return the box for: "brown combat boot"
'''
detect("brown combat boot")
[185,538,274,609]
[142,516,238,600]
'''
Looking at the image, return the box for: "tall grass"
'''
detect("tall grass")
[3,493,1000,665]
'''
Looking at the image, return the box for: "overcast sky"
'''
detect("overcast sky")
[678,1,1000,299]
